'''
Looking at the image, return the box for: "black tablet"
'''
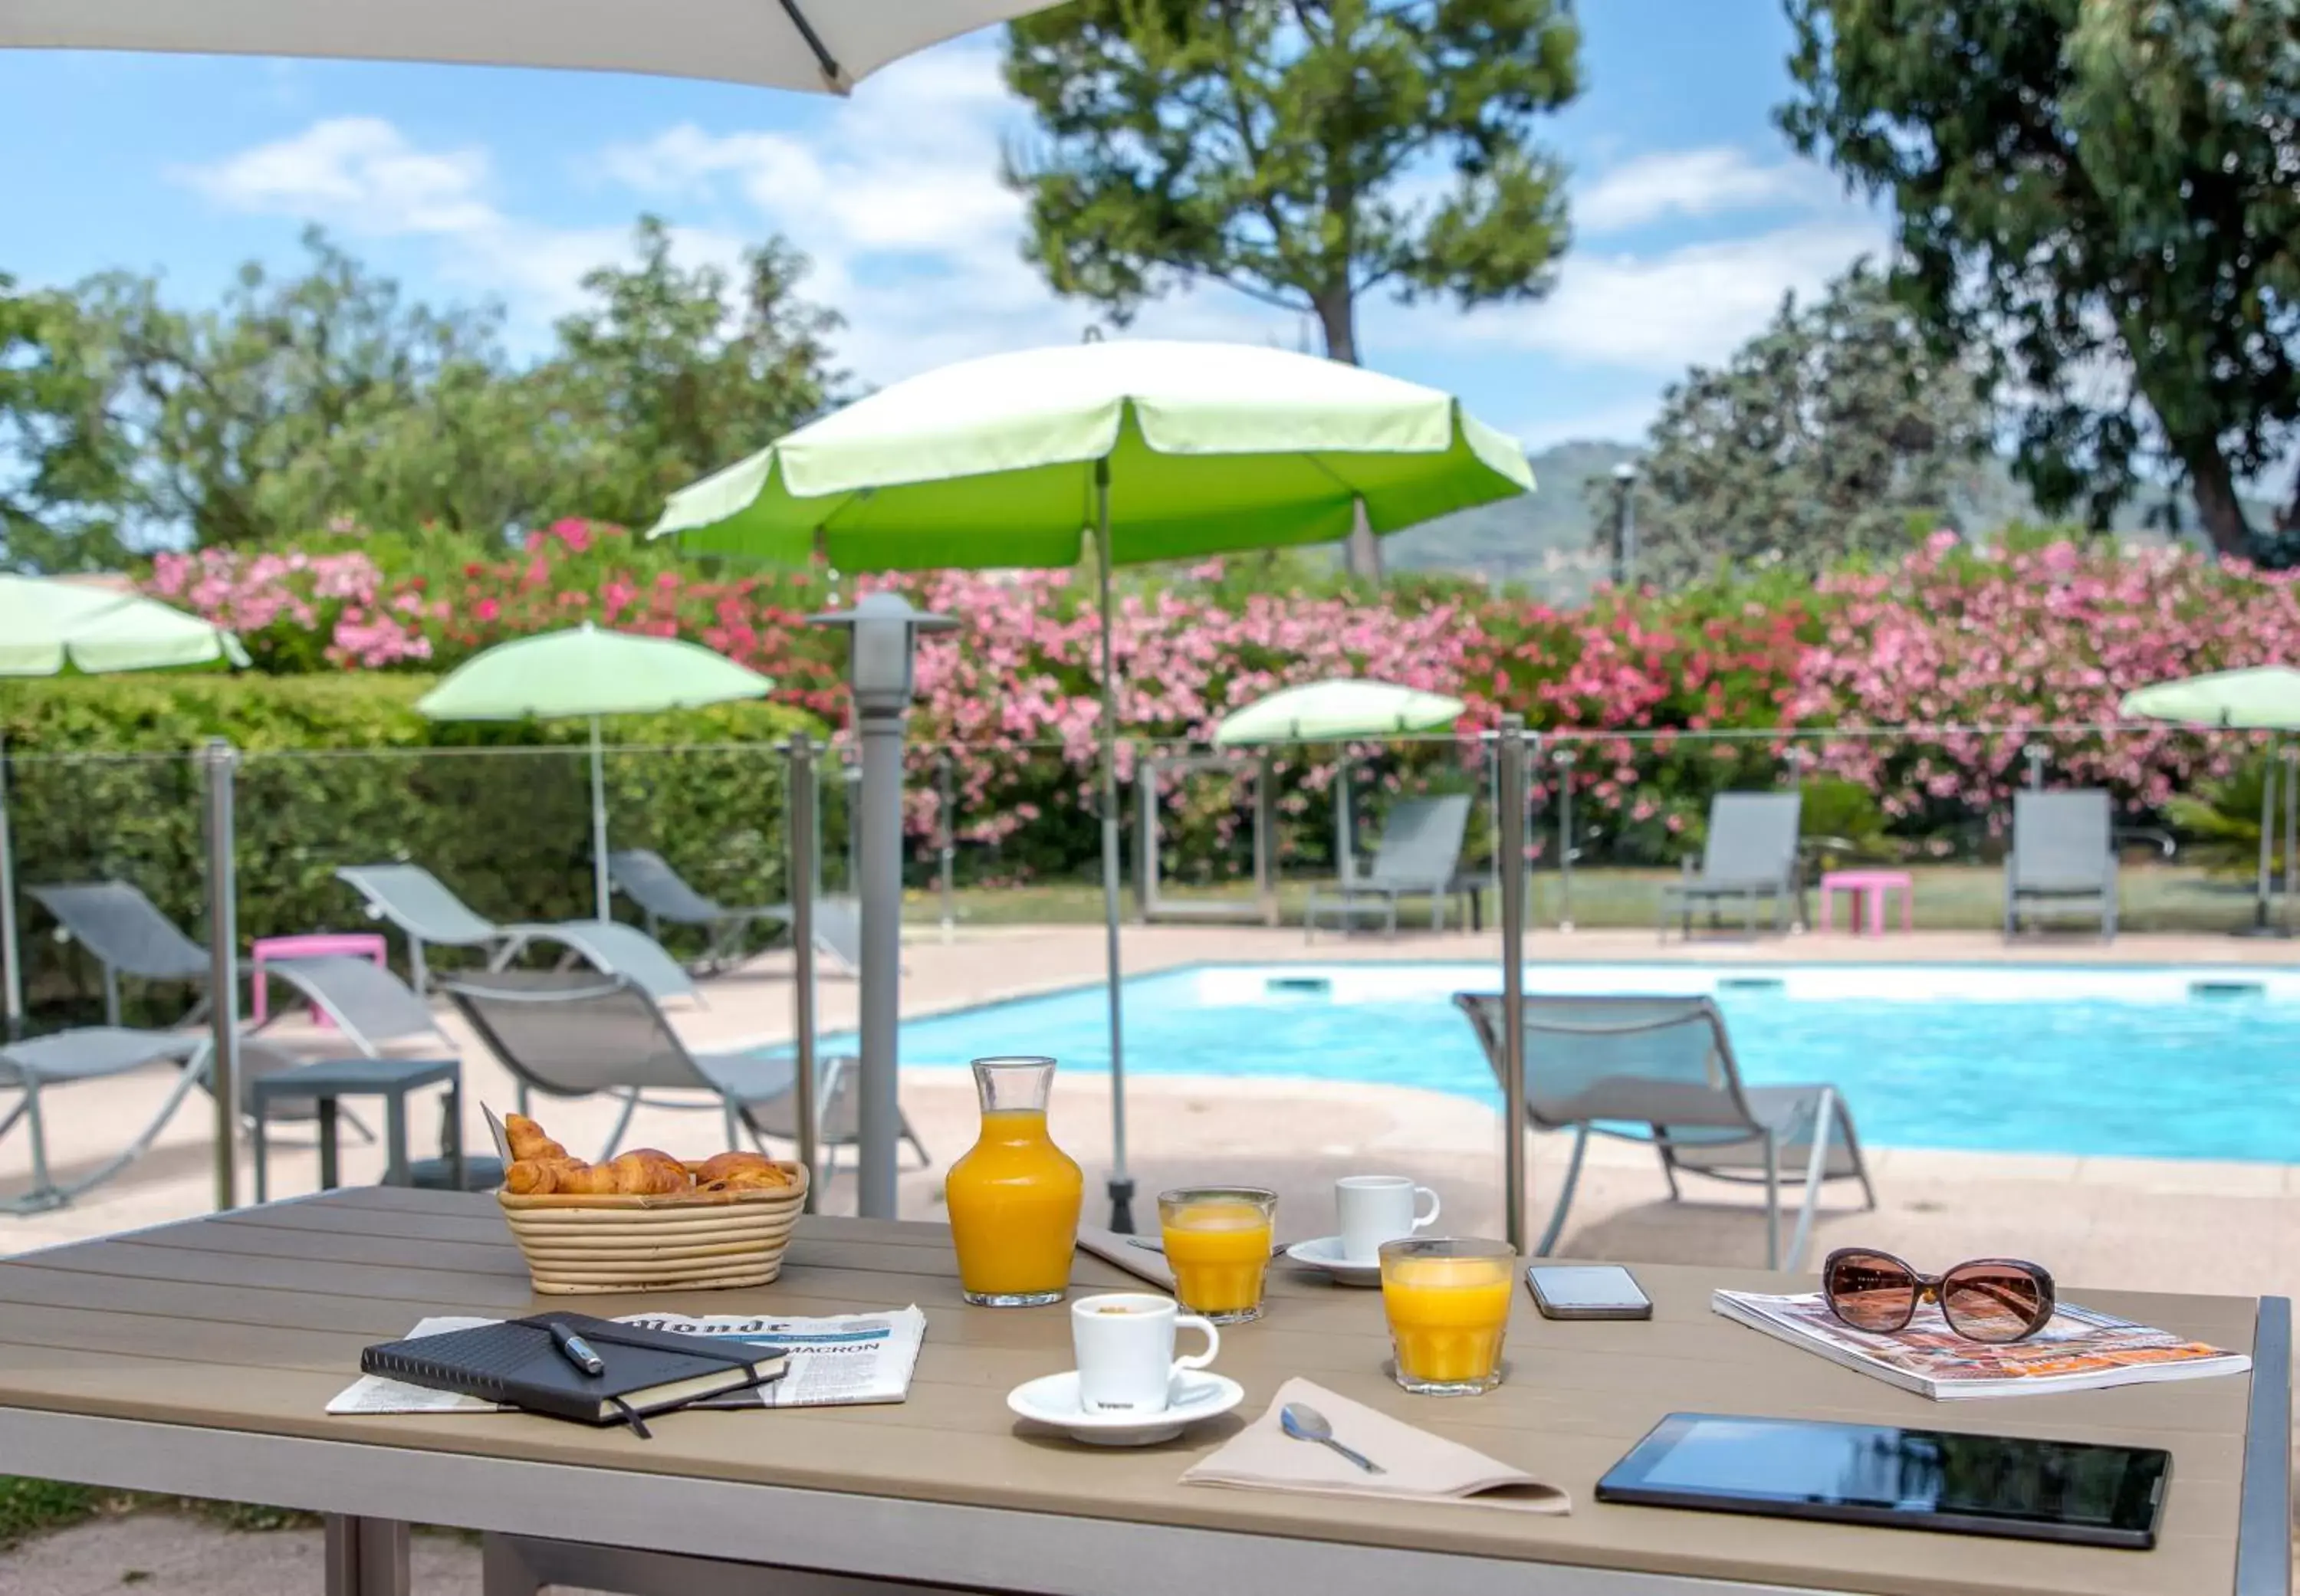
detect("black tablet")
[1596,1414,2170,1549]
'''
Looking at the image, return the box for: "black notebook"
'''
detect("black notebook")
[360,1315,784,1433]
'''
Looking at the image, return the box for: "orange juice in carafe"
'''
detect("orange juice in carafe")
[945,1057,1083,1307]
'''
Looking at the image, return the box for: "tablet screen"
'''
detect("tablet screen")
[1598,1414,2170,1547]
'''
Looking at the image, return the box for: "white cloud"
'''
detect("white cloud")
[1426,215,1889,373]
[1574,146,1831,235]
[182,117,499,236]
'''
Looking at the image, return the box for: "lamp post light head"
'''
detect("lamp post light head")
[809,591,958,718]
[1612,461,1639,486]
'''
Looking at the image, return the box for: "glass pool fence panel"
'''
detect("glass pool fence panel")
[911,740,1109,927]
[6,749,206,1032]
[1536,723,2282,937]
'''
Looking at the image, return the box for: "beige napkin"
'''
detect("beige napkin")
[1075,1225,1176,1291]
[1183,1378,1569,1514]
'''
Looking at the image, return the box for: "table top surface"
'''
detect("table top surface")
[247,1056,460,1095]
[1819,870,1916,886]
[0,1189,2275,1596]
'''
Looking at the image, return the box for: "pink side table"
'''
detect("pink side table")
[250,931,390,1026]
[1818,869,1914,936]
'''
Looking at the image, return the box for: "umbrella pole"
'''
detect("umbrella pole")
[590,716,611,922]
[0,734,20,1039]
[1095,459,1135,1233]
[2257,746,2276,933]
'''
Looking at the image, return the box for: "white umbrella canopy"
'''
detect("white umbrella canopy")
[0,0,1065,91]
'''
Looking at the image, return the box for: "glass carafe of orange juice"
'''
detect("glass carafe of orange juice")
[945,1056,1084,1307]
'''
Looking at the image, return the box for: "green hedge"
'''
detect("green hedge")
[1,676,822,1029]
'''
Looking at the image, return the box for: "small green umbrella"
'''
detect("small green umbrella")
[1214,679,1467,885]
[416,623,772,920]
[648,339,1530,1228]
[0,575,250,1034]
[2121,665,2300,932]
[0,574,251,675]
[1213,679,1466,746]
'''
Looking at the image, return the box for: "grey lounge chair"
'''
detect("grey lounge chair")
[1658,792,1803,939]
[444,969,928,1184]
[1303,793,1475,940]
[609,849,863,977]
[609,849,790,973]
[1455,992,1876,1269]
[27,881,236,1026]
[0,953,453,1213]
[2004,790,2118,939]
[334,862,697,1004]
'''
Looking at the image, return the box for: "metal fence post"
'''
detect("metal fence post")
[1256,750,1278,927]
[937,750,956,945]
[1498,716,1530,1255]
[203,738,241,1211]
[786,737,820,1210]
[0,733,20,1039]
[1552,747,1576,934]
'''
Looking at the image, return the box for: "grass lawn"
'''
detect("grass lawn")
[903,863,2279,937]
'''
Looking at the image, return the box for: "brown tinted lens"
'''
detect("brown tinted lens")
[1825,1252,1918,1332]
[1940,1263,2049,1342]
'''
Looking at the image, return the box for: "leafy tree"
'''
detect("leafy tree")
[0,274,134,571]
[1598,265,1989,586]
[1003,0,1582,575]
[537,216,846,530]
[1779,0,2300,560]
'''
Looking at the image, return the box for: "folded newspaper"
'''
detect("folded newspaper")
[329,1306,926,1415]
[1714,1289,2249,1400]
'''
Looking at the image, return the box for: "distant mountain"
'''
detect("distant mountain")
[1383,440,2268,594]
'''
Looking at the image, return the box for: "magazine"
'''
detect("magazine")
[1712,1289,2249,1400]
[329,1306,926,1416]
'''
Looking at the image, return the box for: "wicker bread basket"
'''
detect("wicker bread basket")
[497,1174,808,1293]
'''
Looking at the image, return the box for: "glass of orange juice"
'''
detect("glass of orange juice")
[1157,1186,1277,1324]
[945,1056,1084,1307]
[1379,1236,1515,1395]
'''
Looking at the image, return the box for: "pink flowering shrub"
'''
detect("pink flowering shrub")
[140,522,2300,874]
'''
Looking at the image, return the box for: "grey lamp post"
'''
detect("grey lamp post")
[1610,462,1640,588]
[809,593,956,1219]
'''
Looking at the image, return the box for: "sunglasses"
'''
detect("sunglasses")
[1822,1248,2057,1344]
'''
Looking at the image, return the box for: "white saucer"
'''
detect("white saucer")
[1006,1369,1245,1447]
[1285,1235,1384,1286]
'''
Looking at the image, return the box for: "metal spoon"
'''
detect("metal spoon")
[1280,1401,1384,1474]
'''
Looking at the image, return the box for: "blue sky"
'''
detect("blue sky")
[0,0,1888,453]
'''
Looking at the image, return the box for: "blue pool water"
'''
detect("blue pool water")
[863,964,2300,1164]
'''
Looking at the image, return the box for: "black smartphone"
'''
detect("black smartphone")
[1526,1264,1652,1320]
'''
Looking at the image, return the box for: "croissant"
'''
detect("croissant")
[556,1151,692,1196]
[687,1151,789,1188]
[503,1113,568,1164]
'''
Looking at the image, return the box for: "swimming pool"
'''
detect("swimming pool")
[870,963,2300,1165]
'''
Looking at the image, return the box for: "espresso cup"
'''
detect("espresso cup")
[1336,1174,1442,1263]
[1071,1292,1221,1415]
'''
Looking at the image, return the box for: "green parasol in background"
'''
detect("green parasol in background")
[2121,665,2300,934]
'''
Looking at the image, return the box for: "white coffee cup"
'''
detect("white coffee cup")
[1071,1292,1221,1415]
[1336,1174,1442,1263]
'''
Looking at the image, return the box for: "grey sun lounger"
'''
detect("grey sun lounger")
[2004,789,2119,939]
[445,969,928,1184]
[334,862,697,1003]
[1455,992,1876,1269]
[608,849,862,977]
[0,951,459,1213]
[1303,793,1476,940]
[26,881,238,1027]
[1658,791,1803,939]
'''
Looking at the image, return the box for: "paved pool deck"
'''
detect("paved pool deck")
[5,924,2296,1313]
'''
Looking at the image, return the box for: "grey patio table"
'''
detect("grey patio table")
[0,1188,2285,1596]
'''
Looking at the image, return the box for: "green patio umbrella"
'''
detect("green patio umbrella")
[0,575,251,1033]
[416,623,772,921]
[2121,665,2300,933]
[648,339,1533,1227]
[1215,678,1467,884]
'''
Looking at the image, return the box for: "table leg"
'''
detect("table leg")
[324,1514,409,1596]
[251,1101,269,1206]
[1868,886,1885,937]
[446,1080,465,1191]
[317,1098,340,1191]
[383,1091,409,1187]
[1818,888,1833,934]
